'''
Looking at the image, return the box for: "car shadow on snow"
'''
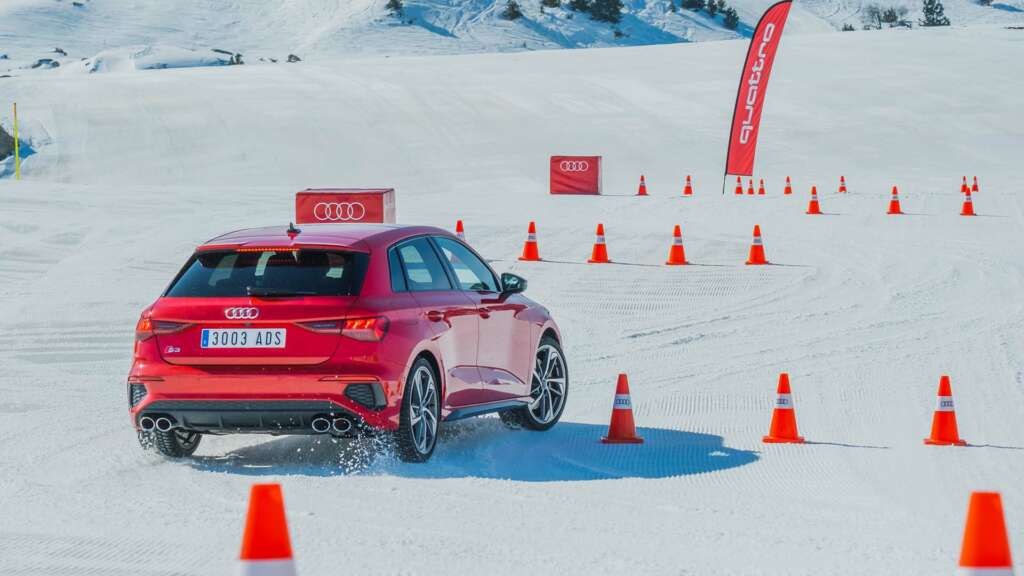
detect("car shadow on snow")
[188,419,758,481]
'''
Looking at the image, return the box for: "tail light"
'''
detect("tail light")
[343,317,389,341]
[298,317,389,341]
[135,316,154,341]
[297,320,344,335]
[135,316,191,341]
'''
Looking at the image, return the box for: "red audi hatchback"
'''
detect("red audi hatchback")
[128,224,567,462]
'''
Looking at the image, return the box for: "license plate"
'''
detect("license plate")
[201,328,286,349]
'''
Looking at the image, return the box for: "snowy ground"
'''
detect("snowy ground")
[1,0,1022,75]
[1,25,1024,575]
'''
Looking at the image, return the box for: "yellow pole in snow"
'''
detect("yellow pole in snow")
[12,102,20,180]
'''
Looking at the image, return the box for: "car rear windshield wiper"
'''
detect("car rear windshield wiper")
[246,287,318,298]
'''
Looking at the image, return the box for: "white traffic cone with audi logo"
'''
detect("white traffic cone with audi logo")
[239,484,297,576]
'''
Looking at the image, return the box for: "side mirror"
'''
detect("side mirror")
[500,272,527,294]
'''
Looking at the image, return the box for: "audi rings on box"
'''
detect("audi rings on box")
[313,202,367,222]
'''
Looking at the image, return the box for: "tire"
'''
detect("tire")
[394,357,441,463]
[499,335,568,431]
[139,429,202,458]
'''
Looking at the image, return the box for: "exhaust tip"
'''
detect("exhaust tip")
[155,417,173,432]
[332,417,353,434]
[139,416,155,432]
[311,417,331,434]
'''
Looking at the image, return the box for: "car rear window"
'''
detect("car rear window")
[164,249,369,297]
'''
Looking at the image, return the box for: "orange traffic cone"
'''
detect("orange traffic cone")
[959,492,1014,575]
[518,221,541,261]
[763,373,804,443]
[637,174,648,196]
[806,186,822,215]
[747,179,755,195]
[745,225,768,265]
[601,374,644,444]
[838,176,848,194]
[924,375,967,446]
[972,176,980,194]
[683,175,694,196]
[239,484,297,576]
[961,176,969,195]
[587,223,610,263]
[758,178,766,195]
[734,176,743,195]
[784,176,793,195]
[887,186,903,215]
[455,220,466,241]
[961,190,976,216]
[665,225,688,265]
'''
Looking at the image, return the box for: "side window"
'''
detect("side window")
[434,237,499,292]
[396,238,453,292]
[388,246,407,292]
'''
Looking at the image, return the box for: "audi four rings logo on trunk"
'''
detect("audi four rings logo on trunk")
[313,202,366,222]
[559,160,590,172]
[224,307,259,320]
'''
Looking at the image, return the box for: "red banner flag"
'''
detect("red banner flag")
[724,0,793,180]
[550,156,603,195]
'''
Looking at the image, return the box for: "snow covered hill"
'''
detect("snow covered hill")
[1,0,1021,75]
[1,22,1023,574]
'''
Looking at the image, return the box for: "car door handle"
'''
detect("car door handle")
[478,307,491,319]
[426,310,445,322]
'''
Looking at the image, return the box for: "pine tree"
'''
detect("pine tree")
[862,4,882,28]
[590,0,623,22]
[919,0,950,25]
[723,6,739,29]
[0,125,14,162]
[386,0,404,16]
[682,0,705,10]
[541,0,561,7]
[706,0,719,17]
[501,0,524,19]
[568,0,591,11]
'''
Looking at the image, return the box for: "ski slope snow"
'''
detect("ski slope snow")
[1,23,1024,576]
[1,0,1021,76]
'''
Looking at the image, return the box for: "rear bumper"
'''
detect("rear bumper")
[136,399,371,436]
[128,371,403,432]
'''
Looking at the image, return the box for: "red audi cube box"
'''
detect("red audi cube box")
[549,155,602,195]
[295,188,396,224]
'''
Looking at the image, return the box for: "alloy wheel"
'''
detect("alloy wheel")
[409,365,439,454]
[529,344,566,424]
